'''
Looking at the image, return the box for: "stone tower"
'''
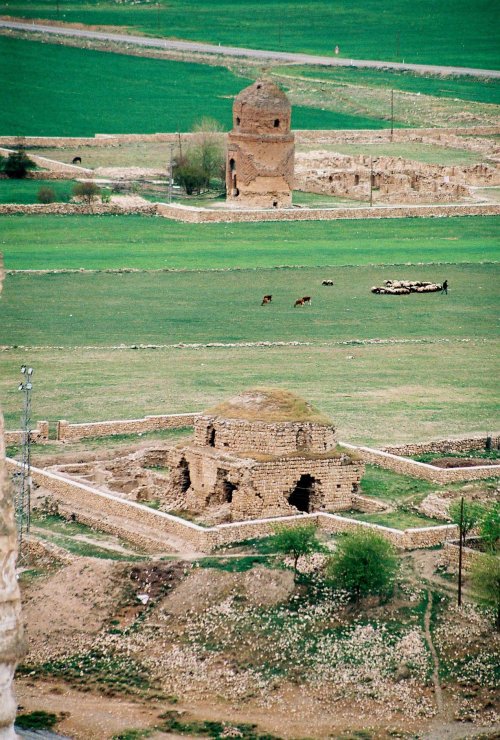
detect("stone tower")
[226,80,294,209]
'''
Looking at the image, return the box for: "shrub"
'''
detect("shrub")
[37,185,56,204]
[327,530,398,602]
[73,180,101,208]
[471,553,500,631]
[271,523,322,581]
[3,148,36,178]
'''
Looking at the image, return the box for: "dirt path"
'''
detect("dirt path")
[2,19,500,78]
[424,589,444,716]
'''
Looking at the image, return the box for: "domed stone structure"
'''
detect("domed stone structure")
[166,389,363,522]
[226,80,295,209]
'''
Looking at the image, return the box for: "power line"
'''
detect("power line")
[15,364,34,564]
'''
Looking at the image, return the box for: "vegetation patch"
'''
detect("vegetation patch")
[15,710,61,730]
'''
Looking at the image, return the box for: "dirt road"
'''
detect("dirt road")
[2,19,500,78]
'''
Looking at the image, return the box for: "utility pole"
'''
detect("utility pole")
[169,142,174,203]
[15,365,34,564]
[396,30,400,60]
[157,2,160,30]
[369,158,373,207]
[390,89,394,142]
[458,496,464,606]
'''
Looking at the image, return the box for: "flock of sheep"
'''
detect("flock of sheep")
[371,279,446,295]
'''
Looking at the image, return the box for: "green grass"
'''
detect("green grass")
[412,449,500,463]
[195,555,274,572]
[0,341,497,445]
[1,264,497,347]
[0,37,389,136]
[2,214,499,271]
[276,65,500,106]
[342,510,445,529]
[296,142,485,166]
[0,179,76,204]
[359,465,435,502]
[5,0,500,68]
[15,711,59,731]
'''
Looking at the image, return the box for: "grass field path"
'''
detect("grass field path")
[2,19,500,77]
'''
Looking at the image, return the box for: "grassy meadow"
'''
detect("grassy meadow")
[0,37,390,136]
[4,0,499,68]
[0,179,76,204]
[2,215,498,270]
[0,213,498,442]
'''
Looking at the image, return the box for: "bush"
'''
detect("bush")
[37,185,56,204]
[271,523,322,581]
[471,553,500,631]
[73,180,101,208]
[327,530,398,602]
[3,148,36,178]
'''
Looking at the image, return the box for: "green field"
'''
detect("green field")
[1,37,390,136]
[2,215,499,270]
[1,264,497,347]
[5,0,499,68]
[0,213,498,442]
[0,179,76,204]
[276,66,500,106]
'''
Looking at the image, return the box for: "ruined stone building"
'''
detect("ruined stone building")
[166,389,363,522]
[226,80,295,208]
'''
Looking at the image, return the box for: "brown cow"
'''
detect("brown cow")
[261,294,272,305]
[294,296,312,307]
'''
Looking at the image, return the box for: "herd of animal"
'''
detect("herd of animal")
[261,278,448,306]
[371,279,448,295]
[261,280,335,307]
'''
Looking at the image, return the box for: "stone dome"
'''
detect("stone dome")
[232,80,291,135]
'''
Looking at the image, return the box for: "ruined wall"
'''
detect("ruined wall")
[4,458,457,552]
[168,444,362,521]
[440,540,485,571]
[194,416,336,455]
[0,259,24,739]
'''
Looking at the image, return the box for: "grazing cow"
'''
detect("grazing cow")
[72,156,82,165]
[261,294,272,305]
[294,296,312,307]
[322,279,334,286]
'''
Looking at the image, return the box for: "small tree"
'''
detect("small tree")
[449,499,484,546]
[37,185,56,204]
[173,156,206,195]
[73,181,101,209]
[271,523,322,581]
[471,554,500,631]
[3,148,36,179]
[479,503,500,553]
[173,117,225,195]
[327,530,398,603]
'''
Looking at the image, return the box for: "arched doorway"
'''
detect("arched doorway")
[288,474,316,513]
[178,458,191,493]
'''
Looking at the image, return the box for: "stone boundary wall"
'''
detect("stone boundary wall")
[383,435,500,456]
[0,126,497,149]
[0,202,157,215]
[57,413,198,441]
[156,201,500,223]
[4,458,458,552]
[4,421,49,446]
[441,540,486,571]
[26,535,74,565]
[339,442,500,483]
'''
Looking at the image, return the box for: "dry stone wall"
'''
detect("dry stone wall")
[383,436,500,456]
[4,421,49,446]
[340,442,500,483]
[157,201,500,223]
[441,540,484,571]
[0,203,157,216]
[57,413,197,441]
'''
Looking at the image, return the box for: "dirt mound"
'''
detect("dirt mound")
[161,566,294,616]
[21,559,124,662]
